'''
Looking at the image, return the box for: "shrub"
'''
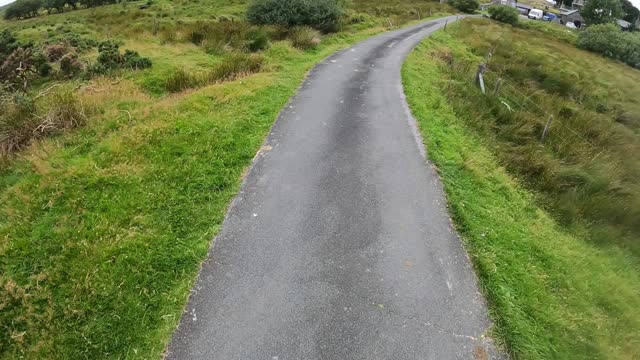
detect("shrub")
[0,89,85,155]
[58,33,97,52]
[581,0,622,25]
[123,49,152,69]
[32,52,51,76]
[37,62,52,76]
[92,41,152,73]
[0,30,23,62]
[0,48,34,86]
[578,24,640,69]
[288,26,321,50]
[96,41,122,69]
[60,53,84,76]
[43,44,66,61]
[451,0,479,13]
[488,5,519,25]
[246,0,342,32]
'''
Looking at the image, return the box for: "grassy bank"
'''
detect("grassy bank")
[0,1,455,358]
[403,19,640,359]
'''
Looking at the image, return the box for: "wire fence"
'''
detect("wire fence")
[471,58,607,161]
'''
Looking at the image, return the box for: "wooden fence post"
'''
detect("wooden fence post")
[541,115,554,142]
[444,19,448,31]
[475,63,487,94]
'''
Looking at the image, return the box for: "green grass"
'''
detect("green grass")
[451,19,640,255]
[403,19,640,359]
[0,1,455,358]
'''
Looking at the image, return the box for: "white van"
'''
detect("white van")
[528,9,544,20]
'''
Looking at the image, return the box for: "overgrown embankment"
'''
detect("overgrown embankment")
[0,0,455,358]
[403,18,640,359]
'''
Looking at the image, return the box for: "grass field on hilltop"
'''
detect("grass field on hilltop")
[403,18,640,359]
[0,0,456,358]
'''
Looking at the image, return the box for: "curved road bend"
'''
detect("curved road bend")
[167,16,502,359]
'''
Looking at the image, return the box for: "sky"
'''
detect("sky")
[1,0,640,13]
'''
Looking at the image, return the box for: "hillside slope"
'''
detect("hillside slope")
[403,18,640,359]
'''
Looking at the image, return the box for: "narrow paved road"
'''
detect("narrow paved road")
[168,16,500,359]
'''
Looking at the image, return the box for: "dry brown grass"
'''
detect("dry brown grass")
[0,89,87,157]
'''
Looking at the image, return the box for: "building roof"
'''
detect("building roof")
[561,9,579,15]
[516,3,533,10]
[617,19,632,28]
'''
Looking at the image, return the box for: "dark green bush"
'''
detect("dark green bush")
[60,53,83,76]
[96,41,122,69]
[123,49,152,69]
[37,62,52,76]
[57,33,97,52]
[577,23,640,69]
[488,5,519,25]
[92,41,152,73]
[451,0,479,13]
[32,53,51,76]
[0,30,23,62]
[246,0,342,32]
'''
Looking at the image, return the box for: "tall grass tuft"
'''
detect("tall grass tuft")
[206,53,264,82]
[0,94,38,154]
[163,69,200,93]
[288,26,322,50]
[428,19,640,255]
[163,53,264,93]
[185,21,270,53]
[0,89,86,156]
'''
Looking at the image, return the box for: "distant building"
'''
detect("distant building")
[617,19,632,30]
[515,3,534,14]
[570,0,586,10]
[478,0,533,15]
[560,8,583,23]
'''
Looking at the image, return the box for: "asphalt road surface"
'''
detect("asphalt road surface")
[167,16,502,360]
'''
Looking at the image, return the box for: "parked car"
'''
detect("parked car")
[543,13,557,21]
[528,9,544,20]
[566,21,577,28]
